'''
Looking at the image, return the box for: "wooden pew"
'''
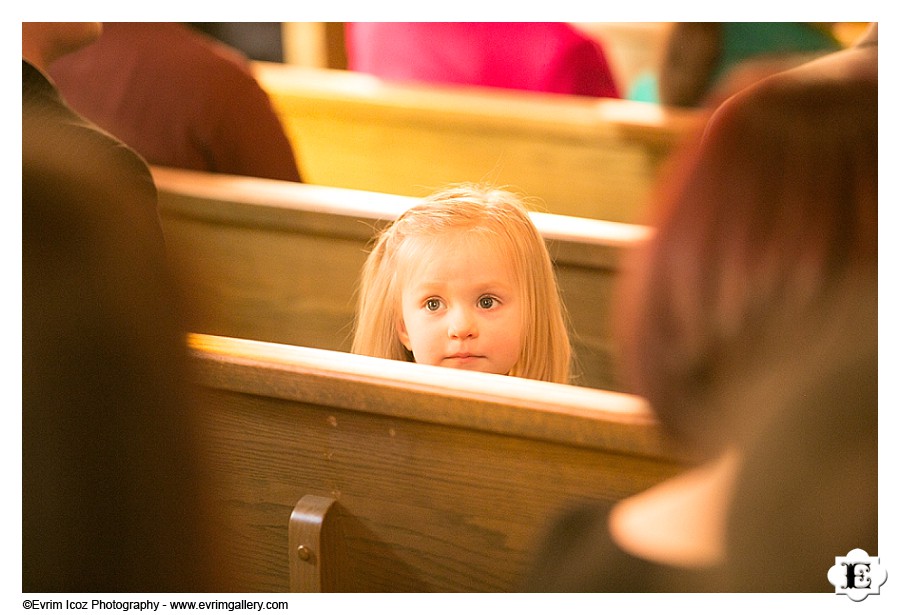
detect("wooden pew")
[188,333,691,592]
[155,166,650,392]
[253,62,705,224]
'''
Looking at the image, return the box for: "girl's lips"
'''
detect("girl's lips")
[444,353,486,363]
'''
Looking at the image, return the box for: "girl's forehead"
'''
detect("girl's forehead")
[397,230,515,278]
[403,228,508,259]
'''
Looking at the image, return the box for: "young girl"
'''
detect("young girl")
[352,184,571,384]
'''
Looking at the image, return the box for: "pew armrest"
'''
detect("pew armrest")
[288,495,338,592]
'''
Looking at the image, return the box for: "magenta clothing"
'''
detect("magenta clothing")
[48,23,301,182]
[346,22,620,98]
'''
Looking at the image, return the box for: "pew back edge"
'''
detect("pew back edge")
[188,333,690,463]
[152,166,651,271]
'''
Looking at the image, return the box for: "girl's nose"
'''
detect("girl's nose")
[448,307,477,339]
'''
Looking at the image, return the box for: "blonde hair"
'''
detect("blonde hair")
[352,184,571,384]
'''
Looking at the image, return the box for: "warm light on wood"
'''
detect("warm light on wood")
[252,62,706,224]
[187,333,690,591]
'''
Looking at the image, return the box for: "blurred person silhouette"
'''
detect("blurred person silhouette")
[189,22,285,62]
[655,22,843,108]
[345,22,620,98]
[23,22,231,592]
[722,305,877,592]
[524,35,877,591]
[48,22,301,182]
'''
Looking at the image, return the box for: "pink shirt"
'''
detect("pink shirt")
[346,22,620,98]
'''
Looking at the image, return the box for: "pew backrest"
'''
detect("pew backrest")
[188,333,690,591]
[155,167,650,391]
[253,62,705,223]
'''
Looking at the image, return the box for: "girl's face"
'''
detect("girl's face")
[397,232,524,376]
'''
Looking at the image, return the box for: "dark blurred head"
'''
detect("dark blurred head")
[616,65,877,456]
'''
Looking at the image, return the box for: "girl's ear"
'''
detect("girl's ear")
[397,319,412,351]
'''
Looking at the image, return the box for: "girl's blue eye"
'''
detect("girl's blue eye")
[425,298,441,311]
[479,296,496,309]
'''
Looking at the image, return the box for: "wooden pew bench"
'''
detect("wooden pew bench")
[155,167,650,391]
[253,62,705,224]
[188,333,691,592]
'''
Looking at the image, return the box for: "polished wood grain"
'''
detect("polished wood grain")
[189,334,691,592]
[253,62,704,223]
[288,495,338,591]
